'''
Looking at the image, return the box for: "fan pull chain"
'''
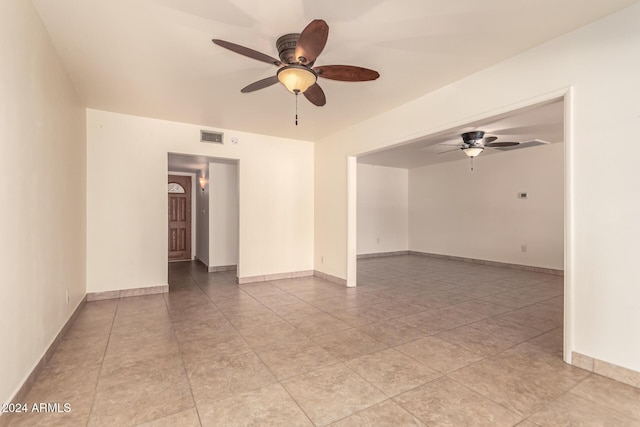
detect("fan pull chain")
[294,90,299,126]
[470,157,474,171]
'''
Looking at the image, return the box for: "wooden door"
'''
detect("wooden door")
[168,175,191,261]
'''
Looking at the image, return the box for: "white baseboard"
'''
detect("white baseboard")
[237,270,314,284]
[572,351,640,389]
[86,284,168,301]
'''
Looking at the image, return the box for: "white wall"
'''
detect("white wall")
[87,109,314,291]
[357,164,408,255]
[195,167,209,265]
[209,162,239,268]
[0,0,86,405]
[409,143,564,270]
[315,4,640,373]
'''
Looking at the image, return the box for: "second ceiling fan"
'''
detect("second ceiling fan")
[438,131,520,158]
[212,19,380,107]
[438,131,526,171]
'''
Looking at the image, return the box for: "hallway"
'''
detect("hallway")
[6,256,640,426]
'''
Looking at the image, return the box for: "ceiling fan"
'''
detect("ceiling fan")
[212,19,380,111]
[437,131,532,170]
[437,131,531,157]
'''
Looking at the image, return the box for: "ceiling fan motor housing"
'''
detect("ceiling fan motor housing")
[461,131,485,146]
[276,33,301,64]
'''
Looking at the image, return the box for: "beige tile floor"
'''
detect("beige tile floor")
[6,255,640,426]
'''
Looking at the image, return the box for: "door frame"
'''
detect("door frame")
[168,171,196,260]
[346,87,573,364]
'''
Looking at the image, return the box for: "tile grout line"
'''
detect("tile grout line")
[195,270,395,426]
[444,373,527,421]
[538,371,640,423]
[85,297,120,425]
[268,280,436,425]
[437,323,570,420]
[192,269,323,425]
[193,272,285,410]
[23,258,627,425]
[166,260,571,425]
[160,289,204,427]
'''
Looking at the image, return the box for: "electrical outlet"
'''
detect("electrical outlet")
[521,245,527,253]
[65,289,70,304]
[376,237,380,243]
[321,256,324,264]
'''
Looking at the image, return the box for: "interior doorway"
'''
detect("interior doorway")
[168,174,192,261]
[349,93,570,360]
[167,153,240,276]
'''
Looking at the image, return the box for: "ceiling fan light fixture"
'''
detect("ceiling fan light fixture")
[462,147,484,158]
[277,65,317,94]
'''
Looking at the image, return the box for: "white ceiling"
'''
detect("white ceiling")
[358,98,564,169]
[32,0,636,141]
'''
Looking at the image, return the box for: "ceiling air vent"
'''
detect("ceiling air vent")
[201,130,224,144]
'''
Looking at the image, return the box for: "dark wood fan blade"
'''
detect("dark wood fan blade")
[295,20,329,65]
[314,65,380,81]
[303,83,326,106]
[241,76,279,93]
[212,39,282,66]
[486,141,520,147]
[437,147,461,154]
[483,136,498,144]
